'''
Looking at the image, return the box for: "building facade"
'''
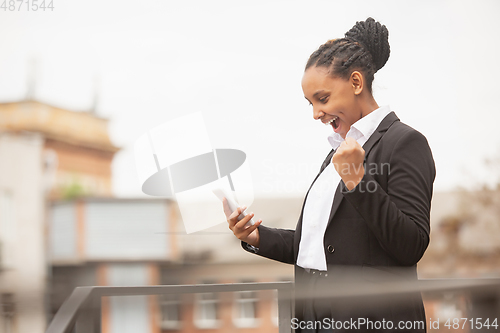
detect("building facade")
[0,131,46,333]
[0,100,119,333]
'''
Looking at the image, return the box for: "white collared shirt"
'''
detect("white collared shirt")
[296,105,392,271]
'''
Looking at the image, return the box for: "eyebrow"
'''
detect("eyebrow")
[313,90,326,98]
[304,90,327,103]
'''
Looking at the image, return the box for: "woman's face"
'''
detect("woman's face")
[301,66,362,139]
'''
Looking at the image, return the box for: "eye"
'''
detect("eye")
[319,96,329,104]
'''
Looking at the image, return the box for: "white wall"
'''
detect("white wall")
[0,132,46,333]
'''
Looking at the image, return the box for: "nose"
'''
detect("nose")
[312,106,324,120]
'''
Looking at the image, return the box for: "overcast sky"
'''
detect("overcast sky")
[1,0,500,199]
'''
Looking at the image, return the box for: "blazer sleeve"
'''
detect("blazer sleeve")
[341,129,436,266]
[241,225,295,265]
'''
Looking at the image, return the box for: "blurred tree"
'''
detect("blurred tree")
[434,150,500,276]
[60,179,87,200]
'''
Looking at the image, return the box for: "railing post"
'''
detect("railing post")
[277,286,292,333]
[75,292,101,333]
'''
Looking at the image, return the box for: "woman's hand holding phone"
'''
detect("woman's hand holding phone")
[222,198,261,247]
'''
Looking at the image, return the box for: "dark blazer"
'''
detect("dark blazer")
[243,112,436,332]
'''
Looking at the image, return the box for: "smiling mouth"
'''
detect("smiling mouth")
[326,116,339,129]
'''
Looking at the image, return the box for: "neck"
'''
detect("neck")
[359,93,379,118]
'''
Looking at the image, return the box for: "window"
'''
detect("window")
[159,294,182,330]
[233,291,259,328]
[194,292,220,329]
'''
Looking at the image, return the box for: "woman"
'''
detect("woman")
[223,17,435,332]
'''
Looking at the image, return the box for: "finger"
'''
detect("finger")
[345,137,356,145]
[241,219,262,237]
[234,212,255,230]
[227,206,248,230]
[337,140,348,151]
[228,205,247,221]
[227,214,239,230]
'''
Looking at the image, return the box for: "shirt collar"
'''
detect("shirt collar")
[327,105,392,150]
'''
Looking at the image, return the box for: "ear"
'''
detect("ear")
[350,71,364,95]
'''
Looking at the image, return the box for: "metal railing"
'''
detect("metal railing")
[46,281,294,333]
[46,278,500,333]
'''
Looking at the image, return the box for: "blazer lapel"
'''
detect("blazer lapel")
[320,149,335,173]
[325,111,400,227]
[360,112,399,161]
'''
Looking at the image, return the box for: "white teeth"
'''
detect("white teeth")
[326,116,338,125]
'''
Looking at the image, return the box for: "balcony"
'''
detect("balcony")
[46,278,500,333]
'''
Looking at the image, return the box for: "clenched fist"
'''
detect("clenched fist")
[331,137,365,190]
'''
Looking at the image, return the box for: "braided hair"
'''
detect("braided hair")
[305,17,390,93]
